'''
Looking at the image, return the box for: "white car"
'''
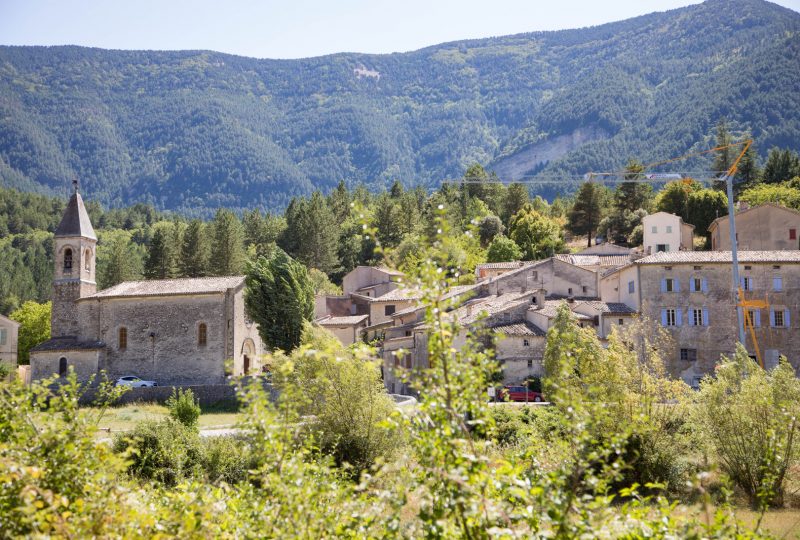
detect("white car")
[115,375,157,388]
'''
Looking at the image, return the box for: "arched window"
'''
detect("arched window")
[85,249,91,271]
[198,323,207,346]
[63,248,73,271]
[119,327,127,349]
[59,357,67,377]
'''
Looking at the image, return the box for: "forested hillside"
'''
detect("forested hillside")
[0,0,799,214]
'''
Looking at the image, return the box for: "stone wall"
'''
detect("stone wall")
[78,381,278,406]
[31,349,101,381]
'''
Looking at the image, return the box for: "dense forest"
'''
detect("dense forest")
[0,0,799,214]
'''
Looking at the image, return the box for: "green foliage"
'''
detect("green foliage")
[739,181,800,210]
[687,188,729,234]
[509,203,564,260]
[245,248,314,352]
[166,388,201,428]
[694,345,800,508]
[308,267,342,295]
[763,148,800,184]
[144,226,175,279]
[654,180,702,220]
[179,220,210,278]
[486,234,522,262]
[567,181,606,246]
[9,300,50,365]
[281,191,340,274]
[97,230,145,289]
[200,435,259,485]
[211,208,246,276]
[113,418,203,486]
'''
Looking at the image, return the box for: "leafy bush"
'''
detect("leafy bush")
[201,435,259,485]
[166,387,201,428]
[113,418,202,485]
[694,345,800,508]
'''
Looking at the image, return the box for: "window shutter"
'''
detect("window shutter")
[660,279,666,293]
[661,309,667,326]
[674,279,680,292]
[689,279,696,292]
[785,310,791,328]
[702,279,709,293]
[676,309,683,326]
[770,309,776,327]
[740,277,745,289]
[688,310,695,326]
[774,277,782,291]
[702,308,709,326]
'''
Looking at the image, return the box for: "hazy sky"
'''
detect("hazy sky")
[1,0,799,59]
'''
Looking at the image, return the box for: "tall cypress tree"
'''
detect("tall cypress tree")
[179,220,209,278]
[296,191,339,274]
[144,228,173,279]
[567,182,605,247]
[212,208,245,276]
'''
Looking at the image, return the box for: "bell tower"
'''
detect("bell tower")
[52,180,97,337]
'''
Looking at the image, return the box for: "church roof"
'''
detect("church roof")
[55,192,96,240]
[85,276,246,299]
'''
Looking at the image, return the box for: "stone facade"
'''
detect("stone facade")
[0,314,20,371]
[708,204,800,251]
[30,192,264,385]
[634,251,800,385]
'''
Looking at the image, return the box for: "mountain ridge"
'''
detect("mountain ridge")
[1,0,798,214]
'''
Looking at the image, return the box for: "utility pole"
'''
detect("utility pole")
[724,174,746,345]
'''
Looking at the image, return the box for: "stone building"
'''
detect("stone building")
[631,250,800,386]
[0,313,20,372]
[708,203,800,251]
[29,190,264,385]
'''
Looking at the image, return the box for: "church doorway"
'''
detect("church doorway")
[241,339,256,376]
[243,355,250,375]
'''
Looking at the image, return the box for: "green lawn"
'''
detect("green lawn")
[91,402,242,433]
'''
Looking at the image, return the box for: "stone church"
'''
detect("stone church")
[30,189,265,385]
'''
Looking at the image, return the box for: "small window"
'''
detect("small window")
[664,309,677,327]
[63,248,73,271]
[680,348,697,362]
[523,339,530,347]
[384,305,396,316]
[744,265,752,271]
[0,328,6,346]
[628,281,635,294]
[692,309,703,326]
[582,285,587,294]
[618,318,624,325]
[773,265,781,270]
[567,287,573,295]
[651,226,657,233]
[791,229,797,240]
[656,244,668,252]
[119,327,128,349]
[742,277,753,291]
[773,310,785,328]
[59,357,68,376]
[666,225,672,234]
[665,278,675,292]
[198,323,207,346]
[85,249,91,271]
[693,278,701,292]
[404,330,411,337]
[527,359,533,368]
[693,266,702,271]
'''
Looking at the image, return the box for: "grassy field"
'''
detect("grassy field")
[90,401,242,433]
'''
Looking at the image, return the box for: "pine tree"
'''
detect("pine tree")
[97,232,144,289]
[144,228,173,279]
[245,248,314,353]
[763,148,800,184]
[502,183,530,225]
[567,182,605,247]
[295,192,340,274]
[328,180,352,225]
[179,220,209,278]
[212,208,245,276]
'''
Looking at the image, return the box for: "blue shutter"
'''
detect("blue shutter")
[676,309,683,326]
[661,309,667,326]
[702,308,709,326]
[774,277,783,291]
[740,277,745,289]
[702,279,709,293]
[688,309,695,326]
[770,309,776,327]
[660,279,667,293]
[754,310,761,328]
[785,310,791,328]
[689,279,696,292]
[674,279,680,292]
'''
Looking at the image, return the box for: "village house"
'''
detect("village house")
[0,313,20,373]
[29,190,265,385]
[642,212,694,254]
[708,203,800,251]
[627,250,800,386]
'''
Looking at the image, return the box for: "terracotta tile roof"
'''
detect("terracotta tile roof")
[31,336,105,352]
[455,291,535,325]
[635,251,800,265]
[490,321,547,337]
[317,315,369,326]
[580,301,637,314]
[86,276,245,299]
[475,261,535,271]
[370,288,423,302]
[55,193,96,240]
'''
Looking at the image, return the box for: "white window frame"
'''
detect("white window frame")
[666,309,676,327]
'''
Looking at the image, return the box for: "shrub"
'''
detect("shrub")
[113,418,202,485]
[201,435,259,484]
[694,345,800,508]
[166,387,201,428]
